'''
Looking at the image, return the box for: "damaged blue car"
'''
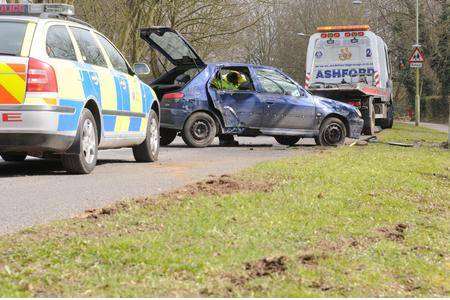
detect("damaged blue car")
[140,27,364,148]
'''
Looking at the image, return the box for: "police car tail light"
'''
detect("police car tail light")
[163,92,184,101]
[26,58,58,93]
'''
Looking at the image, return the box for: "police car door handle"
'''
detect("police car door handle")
[120,80,127,89]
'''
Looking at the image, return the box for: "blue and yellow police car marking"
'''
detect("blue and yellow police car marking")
[50,59,155,135]
[58,99,84,132]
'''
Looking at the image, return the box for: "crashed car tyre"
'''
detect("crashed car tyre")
[182,112,217,148]
[160,128,178,146]
[133,110,160,162]
[0,153,27,162]
[317,117,347,147]
[274,136,301,146]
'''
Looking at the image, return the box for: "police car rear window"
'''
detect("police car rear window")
[46,25,77,61]
[0,21,28,56]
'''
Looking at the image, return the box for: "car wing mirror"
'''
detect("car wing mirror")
[133,63,151,76]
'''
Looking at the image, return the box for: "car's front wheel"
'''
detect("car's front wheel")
[133,110,160,162]
[1,153,27,162]
[274,136,301,146]
[62,108,98,174]
[317,117,347,146]
[160,128,178,146]
[182,112,217,148]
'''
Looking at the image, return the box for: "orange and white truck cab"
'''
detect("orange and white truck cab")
[0,3,160,174]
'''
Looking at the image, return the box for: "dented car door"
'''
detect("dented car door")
[206,66,264,129]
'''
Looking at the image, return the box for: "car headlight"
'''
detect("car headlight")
[355,108,362,118]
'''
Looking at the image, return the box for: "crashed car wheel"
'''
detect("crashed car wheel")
[318,117,347,147]
[160,128,178,146]
[314,137,321,145]
[1,153,27,162]
[182,112,216,148]
[274,136,301,146]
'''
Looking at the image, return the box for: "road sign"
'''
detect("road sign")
[409,47,424,68]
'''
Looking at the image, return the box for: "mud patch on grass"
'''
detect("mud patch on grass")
[75,174,273,221]
[298,253,328,266]
[77,201,130,219]
[245,256,287,277]
[309,280,334,292]
[222,273,250,287]
[422,172,449,181]
[163,175,274,199]
[377,223,409,242]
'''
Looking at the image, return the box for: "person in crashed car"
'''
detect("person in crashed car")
[212,71,243,91]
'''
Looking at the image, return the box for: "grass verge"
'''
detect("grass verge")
[0,124,449,297]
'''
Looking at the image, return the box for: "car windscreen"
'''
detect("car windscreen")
[311,36,375,85]
[0,21,29,56]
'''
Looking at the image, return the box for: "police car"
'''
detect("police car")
[0,3,160,174]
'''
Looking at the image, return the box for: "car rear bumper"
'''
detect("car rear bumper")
[0,133,75,153]
[348,118,364,138]
[0,105,77,153]
[160,107,189,130]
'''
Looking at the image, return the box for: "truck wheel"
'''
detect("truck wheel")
[1,153,27,162]
[133,110,160,162]
[380,105,394,129]
[274,136,301,146]
[317,117,347,147]
[160,128,177,146]
[182,112,216,148]
[62,109,98,174]
[362,99,376,136]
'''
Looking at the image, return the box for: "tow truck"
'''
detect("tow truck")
[305,25,394,135]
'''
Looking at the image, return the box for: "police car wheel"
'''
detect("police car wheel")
[160,128,178,146]
[133,110,160,162]
[318,117,347,147]
[274,136,301,146]
[1,153,27,162]
[182,112,216,148]
[62,109,98,174]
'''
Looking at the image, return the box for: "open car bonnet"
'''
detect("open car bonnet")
[140,27,205,67]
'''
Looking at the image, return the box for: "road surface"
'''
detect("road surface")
[404,122,448,133]
[0,137,314,234]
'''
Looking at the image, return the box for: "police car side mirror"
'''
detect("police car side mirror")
[133,63,151,76]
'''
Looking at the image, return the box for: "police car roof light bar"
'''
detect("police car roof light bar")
[317,25,370,33]
[0,3,75,17]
